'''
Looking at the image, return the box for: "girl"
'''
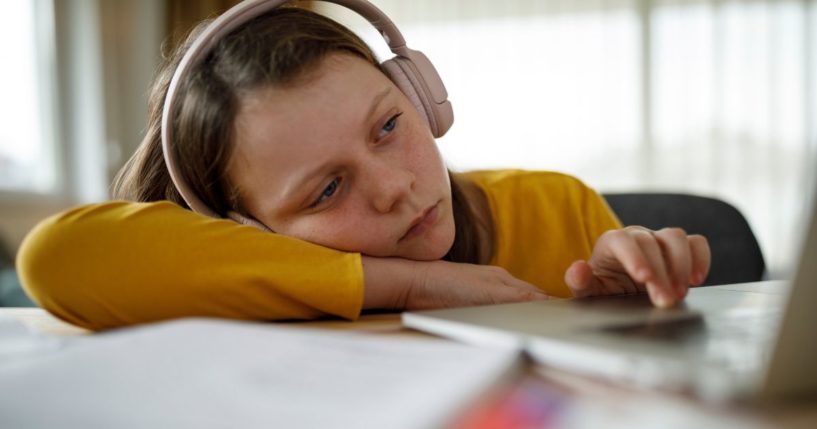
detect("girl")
[17,4,710,331]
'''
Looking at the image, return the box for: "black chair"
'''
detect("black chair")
[0,236,11,272]
[603,193,766,286]
[0,234,36,307]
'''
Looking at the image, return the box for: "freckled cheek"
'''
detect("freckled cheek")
[411,151,448,195]
[396,138,440,177]
[402,124,445,176]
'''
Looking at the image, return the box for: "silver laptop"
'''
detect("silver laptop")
[403,187,817,402]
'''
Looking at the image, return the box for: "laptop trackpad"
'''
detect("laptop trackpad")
[597,314,708,344]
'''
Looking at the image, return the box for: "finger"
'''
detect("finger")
[654,227,693,299]
[506,283,550,301]
[501,272,549,299]
[629,228,675,307]
[515,282,549,297]
[688,234,711,286]
[604,228,668,299]
[565,260,597,298]
[567,260,638,296]
[602,229,655,284]
[612,273,642,295]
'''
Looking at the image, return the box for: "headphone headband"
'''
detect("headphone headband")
[161,0,452,221]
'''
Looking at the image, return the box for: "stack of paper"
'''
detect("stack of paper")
[0,316,521,429]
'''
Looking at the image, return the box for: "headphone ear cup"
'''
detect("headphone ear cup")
[382,58,432,128]
[381,52,453,138]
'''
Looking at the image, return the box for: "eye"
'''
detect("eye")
[377,112,403,140]
[311,177,341,207]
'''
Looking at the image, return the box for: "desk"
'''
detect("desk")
[2,307,816,429]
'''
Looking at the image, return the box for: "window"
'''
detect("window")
[321,0,817,276]
[0,0,57,194]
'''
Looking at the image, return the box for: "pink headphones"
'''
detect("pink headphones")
[161,0,454,230]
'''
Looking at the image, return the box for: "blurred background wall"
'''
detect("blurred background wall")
[1,0,815,279]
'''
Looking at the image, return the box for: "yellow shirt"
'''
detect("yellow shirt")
[17,170,621,330]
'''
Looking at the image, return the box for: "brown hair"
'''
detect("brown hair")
[112,6,493,264]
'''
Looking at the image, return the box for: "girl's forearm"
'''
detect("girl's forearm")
[361,256,548,312]
[360,256,414,310]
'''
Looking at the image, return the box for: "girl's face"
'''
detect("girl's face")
[227,53,456,260]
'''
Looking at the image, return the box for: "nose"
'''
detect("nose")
[366,159,415,213]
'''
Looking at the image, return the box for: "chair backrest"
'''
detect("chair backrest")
[0,234,12,271]
[603,193,765,286]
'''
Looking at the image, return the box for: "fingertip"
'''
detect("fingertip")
[695,269,708,286]
[647,283,675,308]
[521,289,550,302]
[689,235,711,284]
[655,289,675,308]
[567,260,586,272]
[655,297,674,309]
[565,261,589,289]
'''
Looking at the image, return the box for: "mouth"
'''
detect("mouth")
[400,202,440,242]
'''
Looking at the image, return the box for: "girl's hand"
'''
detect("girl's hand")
[362,257,548,310]
[564,226,711,308]
[401,261,550,309]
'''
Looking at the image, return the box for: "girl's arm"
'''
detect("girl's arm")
[18,201,545,330]
[17,201,365,330]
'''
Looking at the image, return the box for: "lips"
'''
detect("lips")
[400,203,440,242]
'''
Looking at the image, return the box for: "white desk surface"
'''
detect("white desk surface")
[2,307,816,429]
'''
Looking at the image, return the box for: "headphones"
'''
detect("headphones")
[160,0,454,231]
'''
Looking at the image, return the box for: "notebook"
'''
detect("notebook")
[404,184,817,402]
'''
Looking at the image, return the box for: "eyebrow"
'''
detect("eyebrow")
[278,86,393,207]
[365,86,392,125]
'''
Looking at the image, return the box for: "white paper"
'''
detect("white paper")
[0,317,520,429]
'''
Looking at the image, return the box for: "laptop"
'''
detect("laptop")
[403,185,817,402]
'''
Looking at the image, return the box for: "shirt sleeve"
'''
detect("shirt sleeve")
[16,201,365,331]
[578,180,624,246]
